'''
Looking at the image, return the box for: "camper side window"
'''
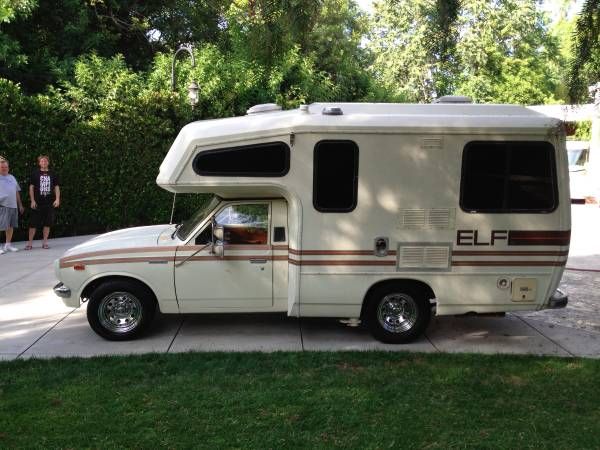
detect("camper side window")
[193,142,290,177]
[460,141,558,213]
[313,140,359,212]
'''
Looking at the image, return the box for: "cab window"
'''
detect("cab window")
[215,204,269,245]
[195,226,212,245]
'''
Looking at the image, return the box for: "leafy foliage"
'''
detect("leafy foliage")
[368,0,563,104]
[568,0,600,102]
[0,45,349,239]
[571,120,592,141]
[0,0,588,239]
[0,0,36,69]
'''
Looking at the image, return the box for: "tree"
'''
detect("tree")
[304,0,374,100]
[368,0,562,104]
[224,0,323,67]
[455,0,561,104]
[0,0,233,92]
[0,0,36,69]
[568,0,600,102]
[368,0,458,102]
[1,0,156,92]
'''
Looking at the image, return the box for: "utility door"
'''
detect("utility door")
[175,202,273,312]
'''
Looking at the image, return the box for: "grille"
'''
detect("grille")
[400,208,455,229]
[398,244,451,270]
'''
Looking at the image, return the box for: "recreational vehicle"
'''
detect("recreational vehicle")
[54,99,570,343]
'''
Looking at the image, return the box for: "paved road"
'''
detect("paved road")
[1,205,598,360]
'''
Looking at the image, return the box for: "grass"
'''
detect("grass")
[0,352,599,449]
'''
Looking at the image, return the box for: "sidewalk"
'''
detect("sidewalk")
[1,205,598,360]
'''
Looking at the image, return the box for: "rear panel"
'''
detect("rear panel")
[292,131,569,317]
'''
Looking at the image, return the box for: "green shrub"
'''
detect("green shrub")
[1,48,349,241]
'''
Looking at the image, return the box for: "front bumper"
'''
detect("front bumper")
[547,289,568,309]
[53,282,71,298]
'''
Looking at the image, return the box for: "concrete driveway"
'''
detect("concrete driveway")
[1,205,599,360]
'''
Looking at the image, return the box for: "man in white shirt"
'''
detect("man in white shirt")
[0,158,25,254]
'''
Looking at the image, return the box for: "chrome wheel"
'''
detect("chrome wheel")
[376,293,418,333]
[98,292,143,334]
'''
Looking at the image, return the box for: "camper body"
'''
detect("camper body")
[54,102,570,342]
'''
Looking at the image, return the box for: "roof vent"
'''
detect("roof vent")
[247,103,282,115]
[433,95,472,104]
[322,106,343,116]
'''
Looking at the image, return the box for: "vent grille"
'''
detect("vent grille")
[424,246,451,268]
[400,209,426,228]
[422,138,443,149]
[398,244,451,270]
[399,246,426,267]
[400,208,455,229]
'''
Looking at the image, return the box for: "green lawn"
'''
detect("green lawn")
[1,352,598,449]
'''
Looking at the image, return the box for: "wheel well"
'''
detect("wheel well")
[80,275,157,303]
[360,279,436,319]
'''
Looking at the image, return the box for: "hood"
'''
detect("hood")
[61,225,176,258]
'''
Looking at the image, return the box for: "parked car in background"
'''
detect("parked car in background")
[567,140,590,203]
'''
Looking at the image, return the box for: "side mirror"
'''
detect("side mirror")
[212,241,224,257]
[212,224,225,257]
[213,225,224,242]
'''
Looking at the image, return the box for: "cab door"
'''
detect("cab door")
[174,202,273,312]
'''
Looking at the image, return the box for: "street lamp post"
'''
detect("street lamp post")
[171,44,199,107]
[169,44,200,224]
[588,82,600,202]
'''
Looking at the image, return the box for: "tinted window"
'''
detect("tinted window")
[193,142,290,177]
[313,140,359,212]
[461,141,557,213]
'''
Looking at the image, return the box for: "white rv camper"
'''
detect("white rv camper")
[54,100,570,343]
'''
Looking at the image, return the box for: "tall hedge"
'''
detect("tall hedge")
[0,48,350,240]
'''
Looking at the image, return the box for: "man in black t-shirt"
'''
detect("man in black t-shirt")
[26,155,60,250]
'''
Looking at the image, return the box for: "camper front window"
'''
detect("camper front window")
[176,195,221,240]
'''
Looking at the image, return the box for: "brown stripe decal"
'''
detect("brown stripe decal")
[452,250,569,256]
[60,241,572,269]
[60,246,178,263]
[508,230,570,246]
[61,254,280,267]
[288,249,396,256]
[62,255,568,269]
[182,255,275,262]
[289,259,395,266]
[452,260,566,267]
[60,244,275,265]
[61,256,174,268]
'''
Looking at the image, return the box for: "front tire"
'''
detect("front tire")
[365,284,431,344]
[87,279,156,341]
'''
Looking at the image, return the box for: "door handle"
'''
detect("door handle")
[249,259,268,264]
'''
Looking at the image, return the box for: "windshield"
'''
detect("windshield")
[176,196,221,240]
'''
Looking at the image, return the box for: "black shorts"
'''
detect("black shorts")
[30,205,55,228]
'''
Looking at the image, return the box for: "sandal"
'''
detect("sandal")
[42,244,50,249]
[24,245,33,250]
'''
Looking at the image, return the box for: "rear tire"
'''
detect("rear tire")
[365,284,431,344]
[87,279,156,341]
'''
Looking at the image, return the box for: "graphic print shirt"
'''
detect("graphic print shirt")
[30,169,59,206]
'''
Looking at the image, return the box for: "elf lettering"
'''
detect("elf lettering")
[456,230,508,246]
